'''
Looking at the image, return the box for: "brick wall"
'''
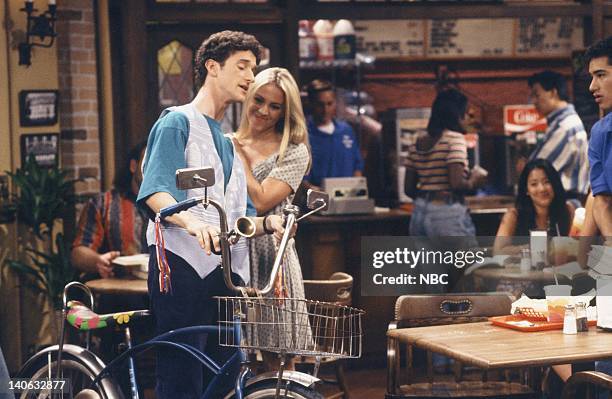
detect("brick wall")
[56,0,100,196]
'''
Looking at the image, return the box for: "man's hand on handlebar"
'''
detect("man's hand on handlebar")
[184,219,221,255]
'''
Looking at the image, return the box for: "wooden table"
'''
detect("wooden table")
[388,321,612,370]
[85,277,148,296]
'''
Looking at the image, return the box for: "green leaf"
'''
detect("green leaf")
[6,154,75,235]
[5,259,47,290]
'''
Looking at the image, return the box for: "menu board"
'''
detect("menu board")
[515,17,583,56]
[354,17,583,59]
[354,20,425,57]
[427,18,514,57]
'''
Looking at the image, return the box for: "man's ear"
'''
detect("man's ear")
[551,88,560,100]
[205,59,218,78]
[130,159,137,174]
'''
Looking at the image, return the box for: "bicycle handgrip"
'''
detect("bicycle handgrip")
[209,237,221,255]
[159,197,200,219]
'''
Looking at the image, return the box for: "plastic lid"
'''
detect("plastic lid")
[313,19,333,35]
[333,19,354,35]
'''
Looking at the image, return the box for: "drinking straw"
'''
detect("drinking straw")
[553,223,561,284]
[552,265,559,285]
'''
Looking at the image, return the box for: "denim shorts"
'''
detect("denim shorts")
[409,197,476,237]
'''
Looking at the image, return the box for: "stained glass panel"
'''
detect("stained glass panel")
[157,40,194,108]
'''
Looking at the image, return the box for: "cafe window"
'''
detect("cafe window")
[157,40,194,107]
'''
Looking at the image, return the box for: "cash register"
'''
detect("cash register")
[321,177,375,215]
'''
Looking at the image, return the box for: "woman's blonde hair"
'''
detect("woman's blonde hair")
[236,67,310,167]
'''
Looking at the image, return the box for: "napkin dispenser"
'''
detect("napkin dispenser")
[321,176,374,215]
[597,275,612,330]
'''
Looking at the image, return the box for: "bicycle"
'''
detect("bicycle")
[14,166,365,399]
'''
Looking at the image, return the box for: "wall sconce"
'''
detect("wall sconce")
[19,0,57,66]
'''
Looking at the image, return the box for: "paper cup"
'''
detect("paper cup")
[544,284,572,322]
[596,276,612,329]
[530,230,548,267]
[551,237,578,265]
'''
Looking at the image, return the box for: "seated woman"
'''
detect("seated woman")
[494,158,575,263]
[495,159,577,393]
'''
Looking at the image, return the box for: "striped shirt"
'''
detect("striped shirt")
[73,190,147,256]
[404,130,468,191]
[529,104,589,195]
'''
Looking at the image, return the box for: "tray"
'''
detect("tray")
[489,315,596,332]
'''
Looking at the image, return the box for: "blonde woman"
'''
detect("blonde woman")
[232,67,311,370]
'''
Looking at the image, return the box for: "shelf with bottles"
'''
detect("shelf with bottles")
[299,54,376,70]
[299,18,375,72]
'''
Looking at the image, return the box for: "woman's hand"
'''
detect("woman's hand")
[267,214,298,241]
[231,137,251,168]
[468,166,488,189]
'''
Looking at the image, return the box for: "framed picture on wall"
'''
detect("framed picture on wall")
[20,133,59,167]
[19,90,59,127]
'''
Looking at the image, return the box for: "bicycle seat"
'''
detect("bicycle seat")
[66,300,150,331]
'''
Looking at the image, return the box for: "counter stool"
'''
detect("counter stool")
[301,272,354,399]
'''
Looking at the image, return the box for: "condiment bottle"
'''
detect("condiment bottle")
[575,301,589,332]
[520,248,531,271]
[313,19,334,61]
[332,19,356,60]
[299,20,317,62]
[563,304,577,335]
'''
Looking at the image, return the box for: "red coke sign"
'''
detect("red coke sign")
[503,104,547,136]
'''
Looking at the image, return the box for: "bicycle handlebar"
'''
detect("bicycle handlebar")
[157,196,304,297]
[159,196,203,219]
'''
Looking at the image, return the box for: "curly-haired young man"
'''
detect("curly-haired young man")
[137,31,287,399]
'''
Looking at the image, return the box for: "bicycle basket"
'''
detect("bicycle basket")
[216,296,364,358]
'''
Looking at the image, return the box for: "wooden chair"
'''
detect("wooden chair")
[561,371,612,399]
[301,272,353,399]
[386,292,537,398]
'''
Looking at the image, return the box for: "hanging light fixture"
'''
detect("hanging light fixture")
[19,0,57,66]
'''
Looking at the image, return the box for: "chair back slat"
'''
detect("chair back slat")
[394,292,514,328]
[304,272,353,306]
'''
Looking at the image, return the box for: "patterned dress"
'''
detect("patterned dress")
[247,142,313,352]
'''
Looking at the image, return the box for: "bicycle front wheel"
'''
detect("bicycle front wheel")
[16,353,119,399]
[238,379,324,399]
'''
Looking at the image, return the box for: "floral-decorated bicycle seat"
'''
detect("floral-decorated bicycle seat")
[66,300,150,331]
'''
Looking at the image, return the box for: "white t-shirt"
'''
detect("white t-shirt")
[317,121,334,135]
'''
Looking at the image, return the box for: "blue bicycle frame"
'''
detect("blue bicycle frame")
[91,315,249,399]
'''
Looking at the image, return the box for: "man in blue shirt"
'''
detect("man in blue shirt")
[137,31,286,399]
[585,37,612,238]
[303,79,364,189]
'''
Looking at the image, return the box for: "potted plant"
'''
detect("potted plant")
[3,154,77,347]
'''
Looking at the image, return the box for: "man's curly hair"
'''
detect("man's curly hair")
[194,31,262,89]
